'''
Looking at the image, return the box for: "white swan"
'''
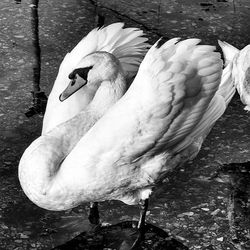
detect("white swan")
[42,23,149,134]
[19,38,235,242]
[219,40,250,111]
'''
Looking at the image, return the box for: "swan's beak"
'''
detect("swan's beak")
[59,77,87,102]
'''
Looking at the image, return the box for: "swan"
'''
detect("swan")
[219,40,250,111]
[19,38,235,247]
[42,22,149,134]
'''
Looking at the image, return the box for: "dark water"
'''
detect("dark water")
[1,0,250,249]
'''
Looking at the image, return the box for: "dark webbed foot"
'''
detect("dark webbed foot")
[131,199,149,249]
[88,202,100,225]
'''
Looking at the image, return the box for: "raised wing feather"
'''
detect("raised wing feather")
[173,51,236,155]
[217,59,236,106]
[129,38,223,157]
[42,23,149,134]
[61,23,149,78]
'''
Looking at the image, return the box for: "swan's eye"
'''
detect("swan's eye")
[68,72,76,80]
[70,79,76,86]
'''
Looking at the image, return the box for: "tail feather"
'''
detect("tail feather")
[217,41,237,105]
[217,62,236,106]
[218,40,239,66]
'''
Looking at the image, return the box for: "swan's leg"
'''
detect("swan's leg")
[88,202,100,225]
[131,198,149,249]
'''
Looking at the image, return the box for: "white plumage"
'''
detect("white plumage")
[219,40,250,111]
[19,29,235,212]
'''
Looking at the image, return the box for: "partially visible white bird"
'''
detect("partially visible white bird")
[219,40,250,111]
[42,22,149,134]
[19,37,235,248]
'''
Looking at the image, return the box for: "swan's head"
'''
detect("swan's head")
[59,51,125,102]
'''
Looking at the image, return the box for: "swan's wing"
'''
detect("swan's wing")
[172,95,225,154]
[51,22,149,96]
[175,48,237,155]
[42,23,149,134]
[125,38,223,158]
[65,38,223,165]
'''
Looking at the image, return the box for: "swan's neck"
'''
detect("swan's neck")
[19,74,127,211]
[89,75,127,116]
